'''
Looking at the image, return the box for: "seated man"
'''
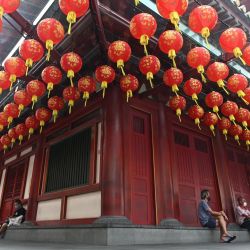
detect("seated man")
[0,199,26,236]
[198,189,236,243]
[236,196,250,230]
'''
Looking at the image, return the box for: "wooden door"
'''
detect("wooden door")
[172,128,221,226]
[128,109,155,225]
[0,162,26,221]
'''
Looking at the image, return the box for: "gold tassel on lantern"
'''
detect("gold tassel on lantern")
[195,118,201,130]
[47,82,54,98]
[176,108,182,122]
[223,129,228,140]
[32,96,38,110]
[197,65,206,83]
[67,70,75,87]
[213,106,221,119]
[117,59,126,76]
[210,125,215,137]
[19,135,23,145]
[101,81,108,98]
[140,35,149,56]
[0,6,4,19]
[234,135,240,146]
[25,58,33,76]
[135,0,140,6]
[229,114,236,125]
[233,47,246,65]
[170,11,181,32]
[237,90,249,105]
[217,80,229,95]
[68,100,74,114]
[168,49,177,68]
[46,40,54,61]
[66,11,76,35]
[52,110,58,123]
[7,117,13,128]
[18,104,24,117]
[9,74,16,90]
[11,139,15,149]
[83,92,90,107]
[242,121,248,131]
[40,121,45,134]
[201,27,210,47]
[146,72,154,88]
[246,140,250,151]
[172,84,179,96]
[28,128,34,140]
[126,90,133,103]
[192,93,199,106]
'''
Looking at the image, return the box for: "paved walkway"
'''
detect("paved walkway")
[0,241,249,250]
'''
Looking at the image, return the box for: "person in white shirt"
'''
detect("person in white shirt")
[236,197,250,230]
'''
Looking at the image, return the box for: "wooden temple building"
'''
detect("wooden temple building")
[0,0,249,231]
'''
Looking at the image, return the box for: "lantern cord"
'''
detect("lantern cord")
[46,40,54,61]
[28,134,31,140]
[197,65,206,83]
[143,45,148,56]
[197,123,201,130]
[194,99,199,106]
[11,143,14,149]
[177,115,181,123]
[247,144,249,151]
[102,88,106,99]
[18,110,21,118]
[236,139,240,146]
[70,77,74,87]
[201,27,210,48]
[174,91,179,97]
[69,105,72,115]
[200,72,206,83]
[215,112,221,120]
[233,47,246,65]
[232,120,236,126]
[40,126,43,134]
[32,101,35,110]
[48,90,51,98]
[224,134,227,141]
[241,97,249,105]
[211,129,215,137]
[168,50,177,68]
[19,140,22,146]
[170,11,181,33]
[222,86,229,95]
[101,82,108,98]
[146,72,154,88]
[135,0,140,5]
[126,90,133,103]
[120,66,126,76]
[67,11,76,35]
[84,99,88,107]
[53,115,57,123]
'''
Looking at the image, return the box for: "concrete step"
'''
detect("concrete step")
[3,224,250,246]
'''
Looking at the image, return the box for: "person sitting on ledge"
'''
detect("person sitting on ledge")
[0,199,26,237]
[236,196,250,230]
[198,189,236,243]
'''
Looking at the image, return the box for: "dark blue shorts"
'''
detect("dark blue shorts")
[204,217,216,229]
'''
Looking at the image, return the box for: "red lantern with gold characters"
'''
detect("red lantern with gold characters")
[156,0,188,32]
[169,95,186,122]
[139,55,161,88]
[4,103,19,127]
[8,127,18,147]
[235,108,250,130]
[158,30,183,67]
[163,67,183,95]
[219,28,247,65]
[41,66,62,97]
[243,45,250,66]
[14,90,32,117]
[241,130,250,150]
[221,101,239,125]
[130,13,157,55]
[188,5,218,46]
[0,134,11,153]
[187,47,210,83]
[59,0,89,34]
[229,124,243,145]
[218,117,231,140]
[25,116,39,139]
[4,57,26,89]
[60,52,83,87]
[227,74,249,105]
[188,105,204,130]
[95,65,115,98]
[37,18,65,61]
[205,91,223,119]
[26,80,46,109]
[244,87,250,104]
[15,123,27,145]
[35,108,52,133]
[63,86,80,114]
[48,96,65,123]
[203,112,218,136]
[120,74,139,102]
[183,78,202,105]
[78,76,96,106]
[206,62,229,95]
[19,39,44,75]
[0,71,11,94]
[0,0,20,27]
[108,40,131,76]
[0,112,8,131]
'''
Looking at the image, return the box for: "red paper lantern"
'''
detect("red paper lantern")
[156,0,188,31]
[206,62,229,95]
[227,74,249,105]
[183,78,202,105]
[14,90,32,117]
[0,112,8,131]
[4,57,26,89]
[241,130,250,150]
[188,105,204,130]
[26,80,46,109]
[8,127,18,147]
[139,55,161,88]
[244,87,250,104]
[221,101,238,125]
[25,116,39,139]
[169,95,186,122]
[63,86,80,114]
[0,0,20,26]
[48,96,64,123]
[187,47,210,83]
[108,40,131,75]
[188,5,218,46]
[60,52,82,87]
[95,65,115,98]
[4,103,19,127]
[59,0,89,34]
[219,28,247,65]
[130,13,157,55]
[37,18,65,61]
[235,108,250,130]
[15,123,27,145]
[41,66,62,97]
[229,124,243,145]
[205,91,223,119]
[243,45,250,66]
[0,70,11,94]
[0,134,11,152]
[19,39,44,75]
[120,74,139,102]
[163,67,183,95]
[203,112,218,136]
[35,108,52,133]
[218,117,231,140]
[158,30,183,67]
[78,76,96,106]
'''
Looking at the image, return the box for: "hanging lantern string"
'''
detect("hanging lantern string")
[67,70,75,87]
[195,118,201,130]
[168,50,177,68]
[233,47,246,65]
[25,59,33,76]
[135,0,140,6]
[126,90,133,103]
[210,125,215,137]
[146,72,154,88]
[172,85,179,96]
[235,136,241,146]
[117,60,126,76]
[246,141,250,151]
[83,92,89,107]
[46,40,53,61]
[240,97,249,106]
[217,80,229,95]
[66,11,76,35]
[170,11,181,33]
[140,35,149,56]
[176,108,182,123]
[201,27,210,48]
[197,65,206,83]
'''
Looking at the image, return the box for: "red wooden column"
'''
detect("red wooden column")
[96,84,129,224]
